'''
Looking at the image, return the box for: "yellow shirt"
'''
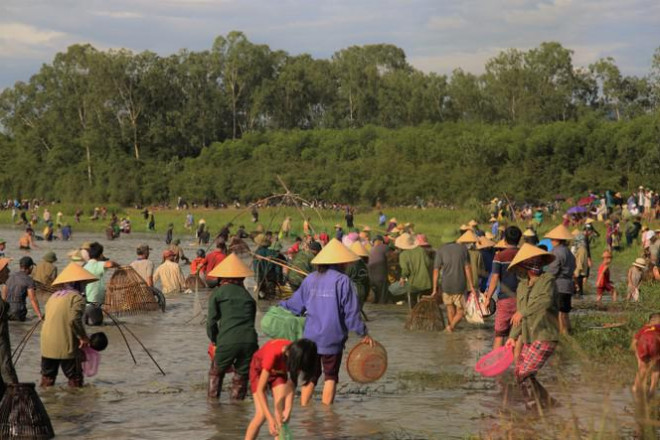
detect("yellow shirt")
[41,291,86,359]
[153,261,186,295]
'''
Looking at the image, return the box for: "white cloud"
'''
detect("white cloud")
[0,22,69,57]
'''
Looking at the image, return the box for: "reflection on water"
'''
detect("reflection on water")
[1,228,656,439]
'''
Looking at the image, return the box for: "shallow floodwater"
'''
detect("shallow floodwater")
[1,228,653,439]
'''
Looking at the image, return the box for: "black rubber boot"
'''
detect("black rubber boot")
[230,375,248,401]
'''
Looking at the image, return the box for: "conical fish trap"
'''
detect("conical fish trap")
[0,383,54,439]
[405,297,445,331]
[104,266,160,315]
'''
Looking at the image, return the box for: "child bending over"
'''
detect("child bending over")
[245,339,317,440]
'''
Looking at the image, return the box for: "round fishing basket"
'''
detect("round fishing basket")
[104,266,160,315]
[0,383,55,439]
[346,340,388,384]
[405,297,445,331]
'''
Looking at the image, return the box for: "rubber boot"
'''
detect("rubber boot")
[208,364,224,400]
[230,375,248,401]
[67,377,84,388]
[40,376,55,388]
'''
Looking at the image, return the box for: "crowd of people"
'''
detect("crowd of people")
[0,197,657,438]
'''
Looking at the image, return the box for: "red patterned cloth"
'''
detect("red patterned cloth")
[515,341,557,382]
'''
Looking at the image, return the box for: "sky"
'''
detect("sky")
[1,0,659,89]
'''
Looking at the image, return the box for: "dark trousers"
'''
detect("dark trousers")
[371,280,389,304]
[41,356,83,386]
[214,342,258,377]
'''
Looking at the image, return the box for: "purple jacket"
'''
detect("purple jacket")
[280,269,367,355]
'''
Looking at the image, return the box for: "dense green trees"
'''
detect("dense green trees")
[0,33,659,205]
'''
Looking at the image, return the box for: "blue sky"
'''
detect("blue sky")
[1,0,658,89]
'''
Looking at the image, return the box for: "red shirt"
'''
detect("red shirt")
[205,250,227,280]
[253,339,291,375]
[596,263,611,288]
[634,324,660,362]
[190,257,207,275]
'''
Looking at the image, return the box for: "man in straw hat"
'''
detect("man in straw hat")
[505,244,559,410]
[206,254,258,401]
[3,256,42,322]
[394,233,432,308]
[40,263,97,387]
[483,226,522,349]
[544,225,576,334]
[627,258,646,301]
[280,238,373,405]
[0,258,18,398]
[431,231,478,332]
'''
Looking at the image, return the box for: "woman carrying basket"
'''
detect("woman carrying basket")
[280,239,374,406]
[506,244,560,410]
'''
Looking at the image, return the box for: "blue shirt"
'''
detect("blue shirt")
[280,269,366,355]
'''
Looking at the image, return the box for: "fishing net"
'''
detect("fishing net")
[0,383,55,439]
[405,297,445,331]
[104,266,161,315]
[34,280,56,300]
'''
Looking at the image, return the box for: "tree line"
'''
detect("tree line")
[0,32,659,205]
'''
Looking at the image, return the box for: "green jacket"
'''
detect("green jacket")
[510,272,560,343]
[288,250,314,288]
[207,283,257,346]
[345,259,370,304]
[399,247,433,293]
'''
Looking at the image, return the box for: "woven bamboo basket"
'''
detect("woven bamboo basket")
[104,266,160,315]
[405,297,445,331]
[0,383,54,439]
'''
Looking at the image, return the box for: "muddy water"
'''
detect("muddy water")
[1,228,646,439]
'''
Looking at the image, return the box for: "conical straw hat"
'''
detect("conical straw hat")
[311,238,360,265]
[571,228,580,236]
[476,237,495,249]
[456,230,478,244]
[522,229,536,238]
[544,224,574,241]
[508,244,556,270]
[468,220,478,227]
[52,263,99,286]
[350,241,369,257]
[207,253,254,278]
[494,239,507,249]
[394,233,419,250]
